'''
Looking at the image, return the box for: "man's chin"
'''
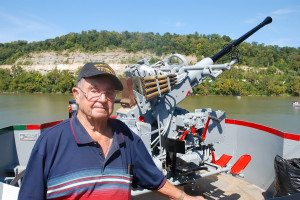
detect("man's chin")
[91,111,111,119]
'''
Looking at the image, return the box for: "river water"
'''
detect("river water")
[0,94,299,134]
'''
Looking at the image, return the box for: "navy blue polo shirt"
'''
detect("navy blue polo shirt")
[18,116,166,200]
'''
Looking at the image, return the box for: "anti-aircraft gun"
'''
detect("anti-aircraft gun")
[115,17,272,191]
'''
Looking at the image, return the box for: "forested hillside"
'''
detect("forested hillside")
[0,30,299,95]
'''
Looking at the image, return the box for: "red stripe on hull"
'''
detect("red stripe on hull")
[225,119,300,141]
[26,120,63,130]
[41,120,63,129]
[26,124,41,130]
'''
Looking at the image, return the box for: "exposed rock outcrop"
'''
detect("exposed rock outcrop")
[0,50,198,75]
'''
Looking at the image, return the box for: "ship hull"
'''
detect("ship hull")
[0,118,299,198]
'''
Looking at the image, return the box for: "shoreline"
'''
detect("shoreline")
[0,92,297,97]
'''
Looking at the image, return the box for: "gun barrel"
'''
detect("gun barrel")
[210,16,272,62]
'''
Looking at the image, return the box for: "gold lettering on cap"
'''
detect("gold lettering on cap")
[93,63,115,75]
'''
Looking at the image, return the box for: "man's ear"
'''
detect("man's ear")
[72,87,80,104]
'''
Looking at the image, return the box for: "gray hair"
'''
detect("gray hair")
[76,78,84,88]
[76,78,85,99]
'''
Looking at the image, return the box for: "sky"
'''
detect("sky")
[0,0,299,48]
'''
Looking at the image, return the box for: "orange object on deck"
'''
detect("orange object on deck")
[231,155,251,174]
[215,154,233,167]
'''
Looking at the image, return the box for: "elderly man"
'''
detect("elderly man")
[18,63,205,200]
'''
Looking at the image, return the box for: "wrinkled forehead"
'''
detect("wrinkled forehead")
[82,76,115,90]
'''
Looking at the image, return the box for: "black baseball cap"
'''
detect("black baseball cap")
[77,63,123,90]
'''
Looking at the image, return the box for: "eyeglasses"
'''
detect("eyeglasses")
[77,87,118,102]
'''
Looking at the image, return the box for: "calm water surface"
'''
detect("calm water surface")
[0,94,299,134]
[0,94,73,128]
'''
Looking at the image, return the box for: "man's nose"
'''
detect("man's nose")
[96,93,108,102]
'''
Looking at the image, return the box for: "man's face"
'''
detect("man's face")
[73,76,116,120]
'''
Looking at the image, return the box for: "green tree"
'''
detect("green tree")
[291,77,300,96]
[43,68,60,93]
[0,69,12,91]
[57,70,74,93]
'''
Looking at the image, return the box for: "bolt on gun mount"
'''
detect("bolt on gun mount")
[116,17,272,189]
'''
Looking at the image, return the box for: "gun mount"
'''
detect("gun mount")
[115,17,272,189]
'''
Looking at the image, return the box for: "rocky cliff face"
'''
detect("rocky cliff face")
[0,50,198,75]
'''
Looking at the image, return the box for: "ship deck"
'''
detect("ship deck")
[132,173,272,200]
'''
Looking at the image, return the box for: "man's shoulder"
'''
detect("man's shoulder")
[36,118,71,144]
[42,118,70,134]
[109,118,138,141]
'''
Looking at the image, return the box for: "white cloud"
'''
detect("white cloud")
[272,9,297,15]
[175,22,185,27]
[245,7,299,25]
[0,11,49,31]
[0,11,64,43]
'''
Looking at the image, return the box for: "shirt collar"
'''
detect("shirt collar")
[70,116,125,146]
